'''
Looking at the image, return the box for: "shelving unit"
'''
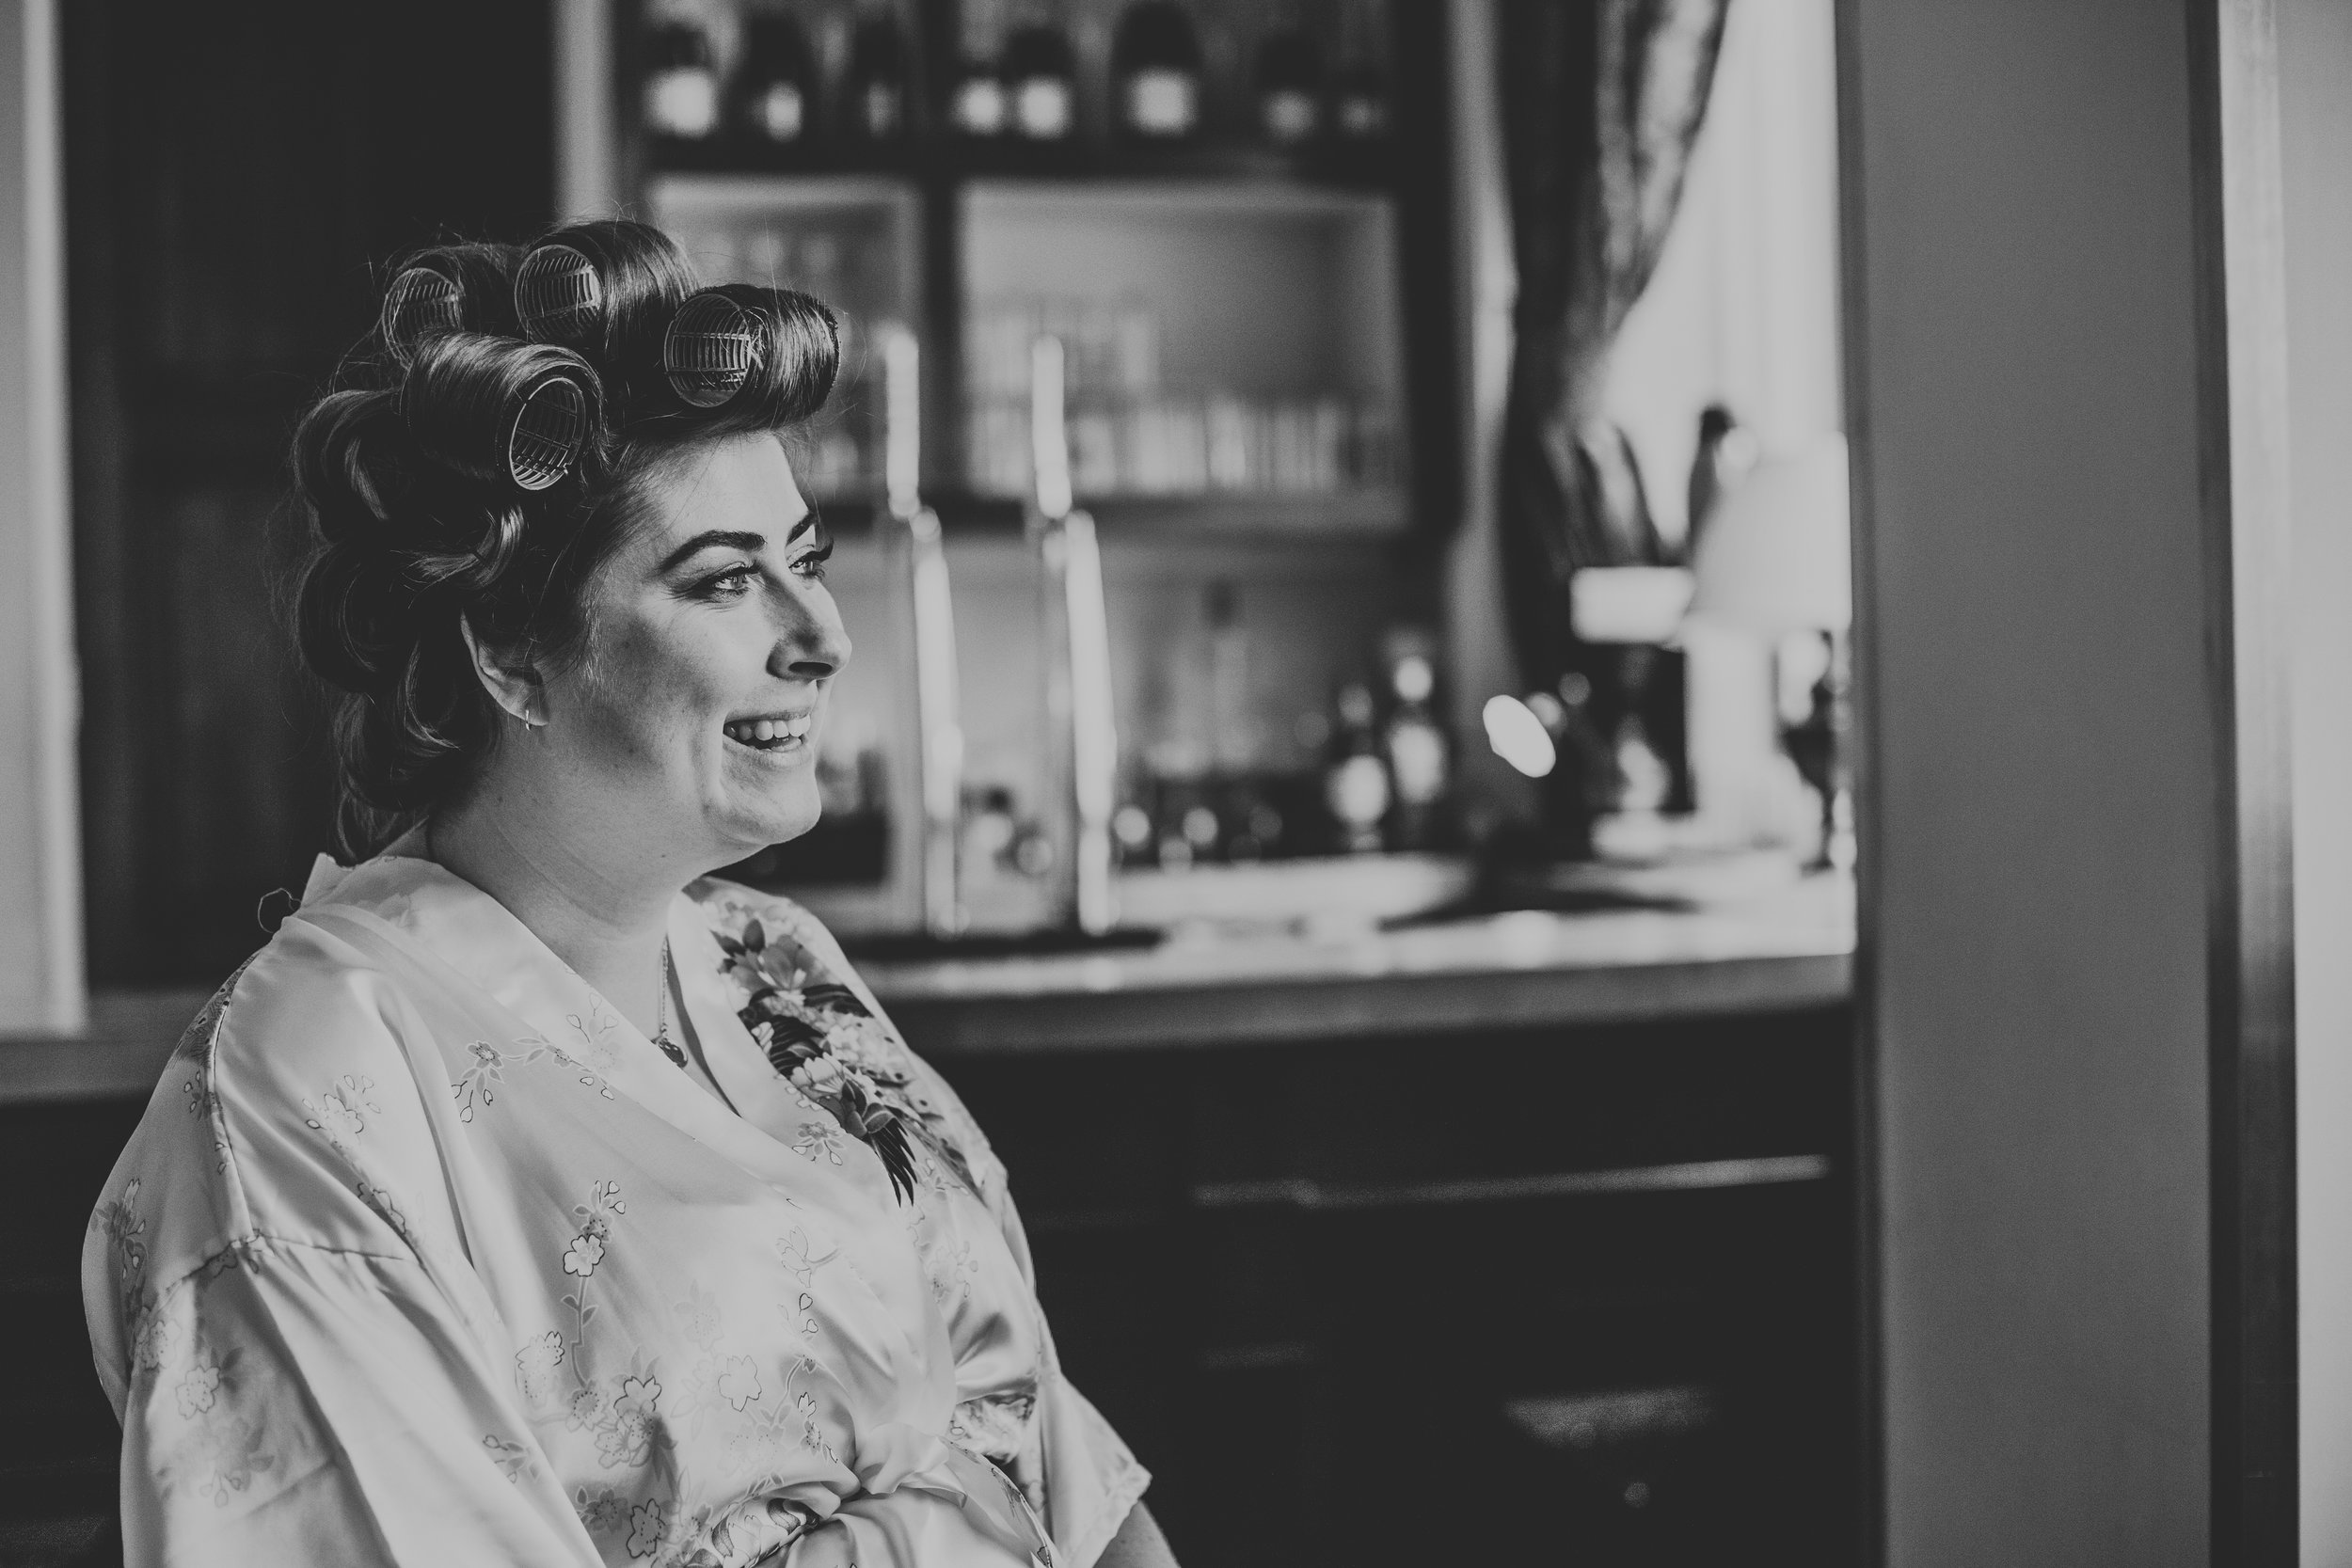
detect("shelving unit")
[615,0,1446,547]
[650,173,924,502]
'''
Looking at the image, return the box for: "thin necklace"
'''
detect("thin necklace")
[653,940,688,1069]
[426,819,688,1073]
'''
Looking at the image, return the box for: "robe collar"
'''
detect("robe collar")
[294,850,899,1211]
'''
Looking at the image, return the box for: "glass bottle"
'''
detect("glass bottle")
[951,0,1009,139]
[1254,14,1323,148]
[1005,17,1078,141]
[1331,0,1391,142]
[1382,635,1449,849]
[1112,1,1204,142]
[845,4,909,143]
[644,20,721,143]
[1324,682,1391,854]
[732,13,818,149]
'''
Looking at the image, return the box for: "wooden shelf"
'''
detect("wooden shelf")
[647,169,920,213]
[928,488,1410,539]
[641,138,1401,193]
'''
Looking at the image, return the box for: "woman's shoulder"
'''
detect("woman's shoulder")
[199,908,435,1120]
[84,919,468,1413]
[95,914,450,1287]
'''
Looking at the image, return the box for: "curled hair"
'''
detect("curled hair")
[292,220,842,856]
[401,332,601,493]
[379,241,522,362]
[515,220,701,417]
[660,284,840,430]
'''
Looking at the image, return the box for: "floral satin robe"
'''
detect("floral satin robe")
[83,855,1147,1567]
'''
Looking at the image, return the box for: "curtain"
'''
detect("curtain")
[1495,0,1730,699]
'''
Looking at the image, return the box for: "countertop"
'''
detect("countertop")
[0,872,1852,1103]
[872,870,1853,1053]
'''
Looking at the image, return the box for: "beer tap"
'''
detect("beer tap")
[1026,336,1119,935]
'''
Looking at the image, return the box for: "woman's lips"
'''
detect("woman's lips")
[723,714,813,751]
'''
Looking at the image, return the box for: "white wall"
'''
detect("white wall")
[2280,1,2352,1560]
[0,0,82,1034]
[1847,1,2218,1559]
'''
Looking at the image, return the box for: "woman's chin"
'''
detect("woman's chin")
[713,788,823,857]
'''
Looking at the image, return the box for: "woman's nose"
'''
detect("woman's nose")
[770,585,850,682]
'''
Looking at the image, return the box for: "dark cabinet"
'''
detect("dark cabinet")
[63,1,557,986]
[938,1004,1857,1567]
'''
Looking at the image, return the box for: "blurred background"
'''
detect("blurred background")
[3,4,1860,1562]
[8,1,2350,1566]
[46,0,1845,986]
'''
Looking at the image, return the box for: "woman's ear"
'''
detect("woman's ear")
[457,615,548,728]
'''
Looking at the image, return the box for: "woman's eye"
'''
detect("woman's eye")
[702,565,758,599]
[789,546,833,582]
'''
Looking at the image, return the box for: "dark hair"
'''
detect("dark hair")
[292,221,840,858]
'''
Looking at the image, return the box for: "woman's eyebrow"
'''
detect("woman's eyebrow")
[656,530,767,573]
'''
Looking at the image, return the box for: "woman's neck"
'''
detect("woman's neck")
[421,780,690,1041]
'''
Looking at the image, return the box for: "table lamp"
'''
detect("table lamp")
[1685,435,1853,868]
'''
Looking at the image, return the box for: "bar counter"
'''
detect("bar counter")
[0,871,1851,1102]
[874,870,1852,1053]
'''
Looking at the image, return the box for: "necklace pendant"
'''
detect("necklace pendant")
[653,939,686,1069]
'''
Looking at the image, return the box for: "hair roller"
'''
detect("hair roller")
[381,268,464,359]
[377,243,522,364]
[514,220,700,369]
[663,289,762,407]
[510,379,592,490]
[514,244,603,347]
[402,333,601,492]
[659,283,840,432]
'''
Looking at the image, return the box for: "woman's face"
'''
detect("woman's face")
[540,432,850,864]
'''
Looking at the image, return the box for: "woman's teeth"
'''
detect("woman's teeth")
[724,715,812,749]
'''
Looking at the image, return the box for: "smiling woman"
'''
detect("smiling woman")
[82,221,1168,1568]
[446,432,850,877]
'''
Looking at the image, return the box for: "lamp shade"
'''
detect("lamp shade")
[1687,434,1851,634]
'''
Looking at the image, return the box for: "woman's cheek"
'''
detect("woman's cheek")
[597,619,712,748]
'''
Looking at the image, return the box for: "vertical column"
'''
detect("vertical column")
[555,0,619,221]
[2276,2,2352,1560]
[0,0,82,1036]
[1842,0,2276,1559]
[2195,3,2298,1557]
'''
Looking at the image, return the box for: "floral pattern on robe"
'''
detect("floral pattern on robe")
[84,854,1148,1568]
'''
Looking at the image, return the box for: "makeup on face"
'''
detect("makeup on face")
[658,508,839,761]
[549,434,850,860]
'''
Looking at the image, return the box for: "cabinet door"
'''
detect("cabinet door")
[66,0,555,984]
[934,1006,1856,1567]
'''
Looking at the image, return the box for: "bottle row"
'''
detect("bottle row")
[1121,625,1455,866]
[751,654,1454,894]
[965,293,1161,401]
[639,0,1394,165]
[667,298,1398,506]
[963,393,1400,499]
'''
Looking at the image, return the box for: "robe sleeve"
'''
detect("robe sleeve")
[87,947,601,1568]
[113,1240,598,1567]
[987,1193,1152,1568]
